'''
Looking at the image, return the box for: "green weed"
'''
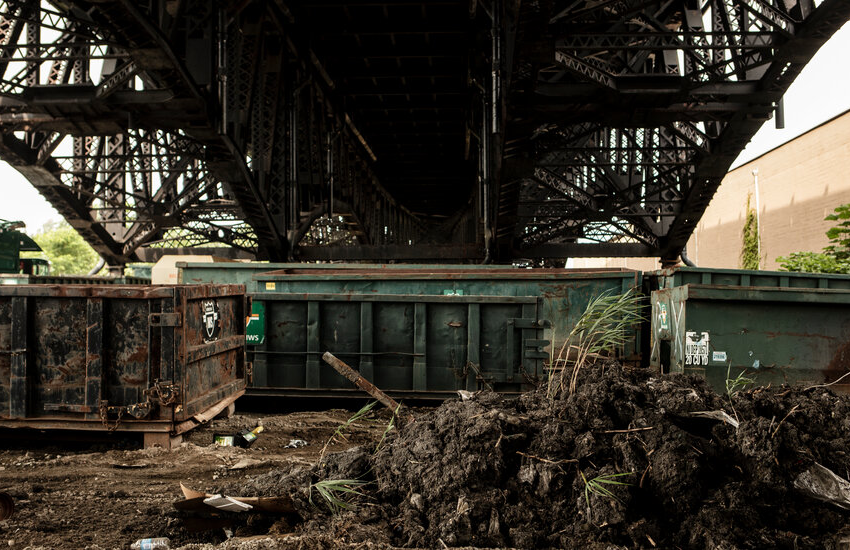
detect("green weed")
[549,289,643,397]
[309,479,368,514]
[318,401,378,463]
[580,470,633,521]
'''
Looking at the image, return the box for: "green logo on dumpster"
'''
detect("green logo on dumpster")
[246,301,265,345]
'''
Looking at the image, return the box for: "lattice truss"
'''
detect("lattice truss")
[61,131,257,253]
[0,0,425,264]
[510,0,839,257]
[0,0,255,261]
[223,5,425,253]
[518,123,702,248]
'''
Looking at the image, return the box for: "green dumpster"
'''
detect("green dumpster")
[650,284,850,393]
[646,266,850,291]
[189,265,642,398]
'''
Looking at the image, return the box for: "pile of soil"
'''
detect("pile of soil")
[226,363,850,549]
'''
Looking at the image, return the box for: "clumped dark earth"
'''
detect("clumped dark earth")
[223,363,850,549]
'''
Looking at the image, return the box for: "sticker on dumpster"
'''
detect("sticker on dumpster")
[203,299,221,342]
[265,282,276,290]
[712,351,727,362]
[245,301,265,345]
[685,331,709,366]
[657,302,669,331]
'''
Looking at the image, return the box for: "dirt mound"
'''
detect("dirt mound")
[202,364,850,548]
[232,363,850,549]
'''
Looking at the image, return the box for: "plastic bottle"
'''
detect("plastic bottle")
[236,425,264,448]
[130,537,170,550]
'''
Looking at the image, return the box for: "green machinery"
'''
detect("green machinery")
[0,220,48,276]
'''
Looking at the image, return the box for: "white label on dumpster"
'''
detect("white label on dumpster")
[657,302,669,331]
[203,299,221,342]
[265,282,276,290]
[712,351,727,362]
[685,331,710,366]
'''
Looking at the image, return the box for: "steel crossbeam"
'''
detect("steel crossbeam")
[0,0,845,266]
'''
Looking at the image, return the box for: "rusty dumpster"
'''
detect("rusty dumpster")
[0,284,247,446]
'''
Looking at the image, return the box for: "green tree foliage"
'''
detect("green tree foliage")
[777,203,850,274]
[823,203,850,261]
[740,193,760,270]
[26,221,101,275]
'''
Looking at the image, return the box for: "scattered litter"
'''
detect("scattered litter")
[129,537,170,550]
[202,495,253,513]
[236,426,264,448]
[176,483,295,515]
[685,409,740,428]
[457,390,475,401]
[284,439,307,449]
[793,462,850,509]
[213,434,235,447]
[229,458,263,470]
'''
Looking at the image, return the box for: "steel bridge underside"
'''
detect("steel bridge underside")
[0,0,848,266]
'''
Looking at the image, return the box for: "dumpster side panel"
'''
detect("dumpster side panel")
[0,300,10,414]
[250,293,547,397]
[425,303,468,392]
[0,284,246,432]
[33,297,87,415]
[651,285,850,393]
[261,301,308,388]
[372,302,415,388]
[180,289,246,418]
[104,298,151,411]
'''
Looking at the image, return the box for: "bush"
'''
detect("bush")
[776,251,850,274]
[777,203,850,274]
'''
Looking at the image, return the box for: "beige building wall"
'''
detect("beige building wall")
[572,110,850,270]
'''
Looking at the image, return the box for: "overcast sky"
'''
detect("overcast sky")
[2,22,850,234]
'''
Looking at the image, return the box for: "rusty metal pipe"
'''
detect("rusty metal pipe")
[322,351,407,419]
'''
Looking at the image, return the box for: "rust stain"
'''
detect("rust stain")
[125,348,149,364]
[826,339,850,376]
[121,373,147,386]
